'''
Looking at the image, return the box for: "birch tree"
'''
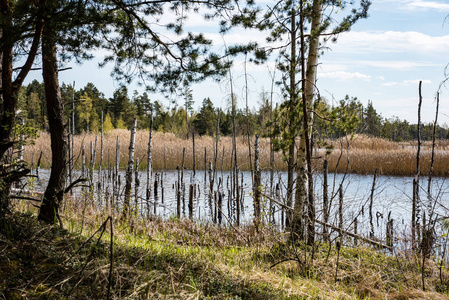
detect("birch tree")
[250,0,370,242]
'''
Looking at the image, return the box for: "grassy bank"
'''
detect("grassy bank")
[2,199,449,299]
[23,130,449,176]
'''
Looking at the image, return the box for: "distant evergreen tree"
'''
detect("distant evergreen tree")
[193,98,217,136]
[109,87,136,128]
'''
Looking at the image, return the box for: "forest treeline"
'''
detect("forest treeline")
[20,79,447,142]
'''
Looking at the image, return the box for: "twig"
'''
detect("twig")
[107,216,113,299]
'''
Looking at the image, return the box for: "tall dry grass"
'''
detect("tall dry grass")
[24,130,285,171]
[321,134,449,177]
[24,131,449,176]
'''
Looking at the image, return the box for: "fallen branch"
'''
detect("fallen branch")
[64,178,89,194]
[261,192,392,250]
[10,195,41,202]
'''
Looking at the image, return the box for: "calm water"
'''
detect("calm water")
[31,168,449,245]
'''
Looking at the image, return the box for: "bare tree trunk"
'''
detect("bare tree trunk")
[286,7,297,231]
[323,159,329,242]
[99,111,104,200]
[123,118,137,219]
[253,134,261,228]
[369,169,378,238]
[427,92,439,216]
[244,54,253,186]
[146,107,153,216]
[38,13,68,224]
[413,81,423,251]
[192,130,195,177]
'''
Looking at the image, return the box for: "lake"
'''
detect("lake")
[31,168,449,241]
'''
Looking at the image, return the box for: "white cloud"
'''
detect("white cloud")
[323,60,439,70]
[319,71,371,81]
[356,60,439,70]
[406,0,449,11]
[403,79,432,85]
[381,0,449,11]
[382,79,432,86]
[331,31,449,54]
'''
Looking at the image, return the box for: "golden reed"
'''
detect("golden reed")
[23,131,449,177]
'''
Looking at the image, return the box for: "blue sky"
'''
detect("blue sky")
[23,0,449,124]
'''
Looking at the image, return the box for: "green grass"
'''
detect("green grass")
[2,200,449,299]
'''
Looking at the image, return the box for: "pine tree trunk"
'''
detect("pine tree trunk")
[38,13,68,224]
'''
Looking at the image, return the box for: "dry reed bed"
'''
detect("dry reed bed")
[24,131,449,176]
[324,134,449,176]
[25,130,286,171]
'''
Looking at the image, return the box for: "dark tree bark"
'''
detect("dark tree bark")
[38,6,68,224]
[0,1,43,219]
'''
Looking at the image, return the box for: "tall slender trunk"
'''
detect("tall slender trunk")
[146,107,153,215]
[427,92,439,218]
[123,118,137,219]
[38,12,68,224]
[0,1,42,158]
[413,81,423,250]
[292,0,322,245]
[244,54,253,186]
[286,7,297,230]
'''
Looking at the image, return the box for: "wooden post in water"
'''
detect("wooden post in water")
[339,186,343,244]
[386,211,393,249]
[135,158,140,215]
[369,169,377,238]
[253,134,261,228]
[412,178,418,250]
[208,161,213,193]
[90,140,93,179]
[218,192,223,225]
[189,184,194,220]
[323,159,329,242]
[192,131,196,177]
[354,217,358,246]
[123,118,137,219]
[204,147,207,182]
[236,168,240,226]
[92,137,97,176]
[214,191,218,224]
[177,188,181,218]
[181,147,186,215]
[161,172,164,203]
[82,145,86,178]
